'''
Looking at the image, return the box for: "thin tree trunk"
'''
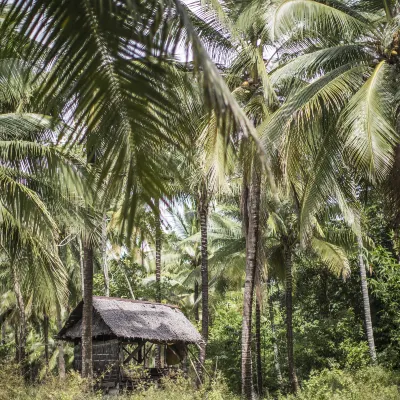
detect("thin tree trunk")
[194,280,200,322]
[102,214,110,297]
[79,238,85,297]
[120,265,135,299]
[13,267,27,376]
[284,244,299,393]
[81,243,94,379]
[155,198,162,368]
[255,298,263,397]
[1,321,6,344]
[14,323,19,363]
[241,166,261,400]
[357,234,377,363]
[140,233,145,270]
[56,302,66,379]
[268,281,282,384]
[198,190,209,383]
[44,312,49,373]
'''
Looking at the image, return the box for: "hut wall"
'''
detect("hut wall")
[73,339,120,382]
[73,343,81,372]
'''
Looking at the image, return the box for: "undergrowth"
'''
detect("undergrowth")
[1,364,399,399]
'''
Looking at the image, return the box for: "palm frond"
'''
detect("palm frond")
[340,61,398,183]
[311,236,350,278]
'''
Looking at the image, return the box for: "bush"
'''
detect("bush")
[283,366,400,400]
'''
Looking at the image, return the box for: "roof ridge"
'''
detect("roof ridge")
[93,296,180,310]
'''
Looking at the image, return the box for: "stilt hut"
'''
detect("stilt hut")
[57,296,202,390]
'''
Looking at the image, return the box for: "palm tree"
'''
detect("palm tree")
[264,197,353,392]
[1,0,258,378]
[250,0,400,363]
[163,203,202,318]
[0,37,92,376]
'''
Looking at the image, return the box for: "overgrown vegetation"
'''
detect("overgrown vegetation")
[1,364,399,400]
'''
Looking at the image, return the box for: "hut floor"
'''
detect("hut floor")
[98,367,181,392]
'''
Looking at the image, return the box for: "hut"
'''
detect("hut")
[57,296,202,390]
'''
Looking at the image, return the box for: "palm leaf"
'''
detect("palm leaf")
[269,0,368,39]
[311,236,350,278]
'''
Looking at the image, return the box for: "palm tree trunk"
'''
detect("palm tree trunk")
[102,214,110,297]
[268,280,282,384]
[155,198,162,368]
[198,190,209,382]
[241,166,261,400]
[255,298,263,397]
[56,302,66,379]
[44,312,49,372]
[284,243,299,393]
[194,280,200,322]
[13,267,27,376]
[155,199,162,303]
[357,234,377,363]
[81,243,94,379]
[79,238,85,296]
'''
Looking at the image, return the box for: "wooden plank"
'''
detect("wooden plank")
[123,342,145,364]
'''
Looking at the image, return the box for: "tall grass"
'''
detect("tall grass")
[1,364,399,399]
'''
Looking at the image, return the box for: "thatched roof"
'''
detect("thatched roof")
[58,296,202,344]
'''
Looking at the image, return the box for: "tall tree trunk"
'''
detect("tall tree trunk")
[79,238,85,296]
[56,302,66,379]
[241,166,261,400]
[194,280,200,322]
[255,298,263,397]
[268,280,282,384]
[13,267,27,376]
[155,199,162,303]
[198,189,209,383]
[81,243,94,379]
[102,214,110,297]
[284,243,299,393]
[82,142,95,380]
[357,234,377,363]
[44,312,49,373]
[155,198,162,368]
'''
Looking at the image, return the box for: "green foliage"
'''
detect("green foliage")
[93,256,175,302]
[93,257,147,299]
[369,246,400,367]
[293,255,370,376]
[283,366,400,400]
[207,292,243,393]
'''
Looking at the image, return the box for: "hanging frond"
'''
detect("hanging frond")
[340,61,398,183]
[311,236,350,278]
[268,0,369,40]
